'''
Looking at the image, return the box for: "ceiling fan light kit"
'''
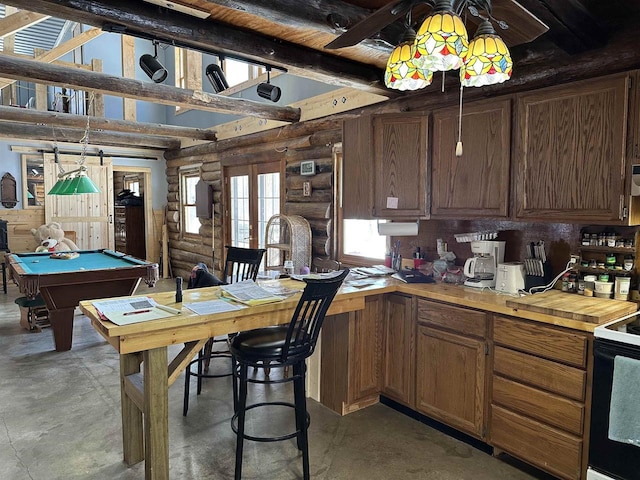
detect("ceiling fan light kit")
[379,0,513,92]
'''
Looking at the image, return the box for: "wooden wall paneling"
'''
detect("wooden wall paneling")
[3,208,45,253]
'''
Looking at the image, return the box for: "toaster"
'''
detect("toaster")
[495,262,526,294]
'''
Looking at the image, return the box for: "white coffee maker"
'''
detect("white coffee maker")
[463,240,506,288]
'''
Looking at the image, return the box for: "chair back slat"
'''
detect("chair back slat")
[223,246,266,284]
[281,269,349,363]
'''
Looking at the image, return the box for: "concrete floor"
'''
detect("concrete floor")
[0,278,555,480]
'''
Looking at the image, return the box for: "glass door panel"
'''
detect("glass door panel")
[229,174,250,248]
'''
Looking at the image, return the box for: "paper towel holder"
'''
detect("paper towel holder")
[377,220,419,236]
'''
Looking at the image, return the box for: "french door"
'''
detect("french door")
[223,162,281,250]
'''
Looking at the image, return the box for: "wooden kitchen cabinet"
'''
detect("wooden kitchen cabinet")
[320,295,383,415]
[415,300,488,439]
[431,97,511,218]
[381,293,415,407]
[490,316,590,480]
[342,116,374,219]
[373,114,429,218]
[514,74,629,223]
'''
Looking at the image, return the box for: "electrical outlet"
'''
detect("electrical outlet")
[569,255,580,265]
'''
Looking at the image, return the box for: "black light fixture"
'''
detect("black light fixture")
[205,63,229,93]
[139,41,168,83]
[257,67,281,102]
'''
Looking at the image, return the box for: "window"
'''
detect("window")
[334,144,388,265]
[180,167,201,237]
[124,176,140,196]
[221,58,264,88]
[224,162,280,250]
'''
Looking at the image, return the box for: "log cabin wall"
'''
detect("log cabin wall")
[166,119,342,280]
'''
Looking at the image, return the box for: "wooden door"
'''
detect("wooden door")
[44,153,114,250]
[415,325,486,438]
[373,114,429,218]
[431,97,511,218]
[514,74,628,223]
[381,293,415,407]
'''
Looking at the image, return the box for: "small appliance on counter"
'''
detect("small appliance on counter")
[463,240,505,288]
[495,262,526,294]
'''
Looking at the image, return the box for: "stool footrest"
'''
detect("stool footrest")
[231,401,310,443]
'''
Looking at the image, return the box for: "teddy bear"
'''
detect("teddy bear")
[31,222,79,252]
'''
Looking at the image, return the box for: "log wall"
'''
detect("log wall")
[166,121,341,280]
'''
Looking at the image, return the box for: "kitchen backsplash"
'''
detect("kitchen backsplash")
[397,220,638,278]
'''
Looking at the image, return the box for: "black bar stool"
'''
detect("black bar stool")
[183,247,266,416]
[229,269,349,480]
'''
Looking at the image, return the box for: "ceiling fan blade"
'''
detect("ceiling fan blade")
[325,0,415,50]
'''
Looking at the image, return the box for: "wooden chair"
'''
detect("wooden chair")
[183,246,266,416]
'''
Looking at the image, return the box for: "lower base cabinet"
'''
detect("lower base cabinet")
[489,316,590,480]
[415,300,488,439]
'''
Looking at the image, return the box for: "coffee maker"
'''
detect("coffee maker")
[463,240,506,288]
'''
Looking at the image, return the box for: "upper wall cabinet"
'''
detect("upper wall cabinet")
[373,114,429,219]
[342,116,374,219]
[514,74,629,224]
[431,98,511,218]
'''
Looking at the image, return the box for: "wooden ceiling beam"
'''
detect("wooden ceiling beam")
[0,0,392,96]
[0,121,180,149]
[0,54,302,123]
[0,10,49,38]
[516,0,609,54]
[0,105,217,141]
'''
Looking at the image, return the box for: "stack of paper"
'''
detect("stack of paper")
[93,297,182,326]
[220,280,285,306]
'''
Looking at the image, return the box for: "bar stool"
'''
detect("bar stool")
[183,247,266,416]
[229,269,349,480]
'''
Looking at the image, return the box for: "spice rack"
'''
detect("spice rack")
[573,229,639,297]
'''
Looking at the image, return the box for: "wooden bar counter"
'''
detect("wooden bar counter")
[80,277,636,480]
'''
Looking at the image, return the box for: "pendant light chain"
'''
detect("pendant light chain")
[79,92,95,167]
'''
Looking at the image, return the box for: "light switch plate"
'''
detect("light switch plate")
[303,181,311,197]
[386,197,398,209]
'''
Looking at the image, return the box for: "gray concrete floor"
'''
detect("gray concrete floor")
[0,278,554,479]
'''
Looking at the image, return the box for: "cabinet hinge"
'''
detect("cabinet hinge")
[482,426,487,437]
[484,344,489,355]
[619,195,627,220]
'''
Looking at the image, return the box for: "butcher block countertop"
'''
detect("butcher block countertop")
[334,277,637,333]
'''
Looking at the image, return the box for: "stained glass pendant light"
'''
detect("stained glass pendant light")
[413,0,469,72]
[461,20,512,87]
[384,28,433,91]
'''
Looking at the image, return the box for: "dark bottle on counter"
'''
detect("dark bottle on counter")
[176,276,183,303]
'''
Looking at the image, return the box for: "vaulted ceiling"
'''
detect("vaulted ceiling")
[0,0,638,149]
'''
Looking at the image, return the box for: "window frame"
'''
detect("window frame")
[334,143,388,266]
[179,166,202,239]
[174,48,203,114]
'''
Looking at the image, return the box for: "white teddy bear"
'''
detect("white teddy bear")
[31,222,79,252]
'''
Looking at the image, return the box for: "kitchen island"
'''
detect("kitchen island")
[80,277,636,480]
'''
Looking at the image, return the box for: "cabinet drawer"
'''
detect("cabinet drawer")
[494,316,588,367]
[494,346,586,401]
[417,299,487,338]
[490,405,582,480]
[492,376,584,436]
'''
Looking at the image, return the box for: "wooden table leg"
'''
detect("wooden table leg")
[143,347,169,480]
[120,352,144,466]
[48,307,75,351]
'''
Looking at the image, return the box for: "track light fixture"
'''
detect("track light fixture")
[139,41,168,83]
[205,63,229,93]
[257,67,281,102]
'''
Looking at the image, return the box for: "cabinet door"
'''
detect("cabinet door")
[416,325,486,438]
[347,295,383,404]
[381,293,415,407]
[373,115,429,218]
[342,116,374,219]
[431,98,511,218]
[515,75,628,223]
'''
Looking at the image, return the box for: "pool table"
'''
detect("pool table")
[6,249,159,351]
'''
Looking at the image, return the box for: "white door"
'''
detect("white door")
[43,153,114,250]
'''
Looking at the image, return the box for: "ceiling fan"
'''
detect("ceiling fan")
[325,0,547,50]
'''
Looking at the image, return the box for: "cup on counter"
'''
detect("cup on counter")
[413,258,424,269]
[594,280,614,298]
[384,254,392,268]
[614,276,631,301]
[583,274,597,297]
